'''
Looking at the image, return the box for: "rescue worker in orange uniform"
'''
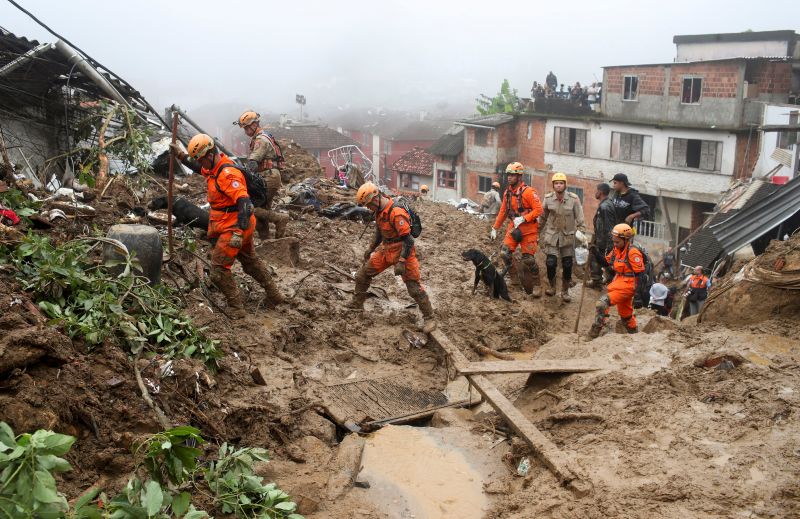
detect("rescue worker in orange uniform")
[172,134,284,319]
[349,182,436,332]
[490,162,544,297]
[588,223,645,338]
[235,111,290,239]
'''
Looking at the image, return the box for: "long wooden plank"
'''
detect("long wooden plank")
[429,330,591,496]
[460,360,603,375]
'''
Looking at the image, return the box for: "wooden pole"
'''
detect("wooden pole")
[167,111,178,257]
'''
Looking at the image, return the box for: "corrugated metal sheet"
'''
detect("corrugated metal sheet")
[710,176,800,254]
[428,127,464,157]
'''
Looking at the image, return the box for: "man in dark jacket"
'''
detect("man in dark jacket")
[610,173,650,225]
[588,183,616,287]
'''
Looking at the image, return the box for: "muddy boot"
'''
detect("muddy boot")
[561,285,572,303]
[587,323,603,339]
[407,281,436,333]
[273,213,289,239]
[545,278,556,297]
[531,273,542,298]
[241,256,285,308]
[211,268,246,320]
[253,207,271,240]
[621,316,638,334]
[348,269,370,310]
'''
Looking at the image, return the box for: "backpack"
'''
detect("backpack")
[610,243,654,309]
[391,196,422,238]
[260,131,286,169]
[214,161,268,208]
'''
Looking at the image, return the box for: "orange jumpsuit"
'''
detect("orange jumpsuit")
[365,199,421,282]
[493,183,543,255]
[604,243,645,329]
[202,153,256,270]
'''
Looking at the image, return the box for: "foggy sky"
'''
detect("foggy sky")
[1,0,798,121]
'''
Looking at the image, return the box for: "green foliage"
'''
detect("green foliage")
[101,478,208,519]
[475,79,520,115]
[206,444,302,519]
[5,234,221,368]
[0,188,42,221]
[0,422,75,518]
[136,426,205,487]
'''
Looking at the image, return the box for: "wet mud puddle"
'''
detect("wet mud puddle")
[360,425,489,519]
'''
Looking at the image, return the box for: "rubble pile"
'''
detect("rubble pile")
[279,140,324,184]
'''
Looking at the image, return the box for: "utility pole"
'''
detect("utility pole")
[296,94,306,122]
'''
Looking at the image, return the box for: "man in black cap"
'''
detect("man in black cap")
[588,182,616,287]
[610,173,649,225]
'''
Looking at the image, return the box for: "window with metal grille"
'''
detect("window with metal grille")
[566,186,584,203]
[400,173,421,190]
[554,127,587,155]
[682,77,702,104]
[611,132,650,163]
[623,76,638,101]
[777,112,799,150]
[475,129,489,146]
[668,138,721,171]
[437,169,456,189]
[478,176,493,193]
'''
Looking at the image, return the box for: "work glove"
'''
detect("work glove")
[394,261,406,277]
[169,142,187,161]
[229,233,243,249]
[513,216,525,228]
[236,197,254,230]
[490,228,498,240]
[575,230,588,246]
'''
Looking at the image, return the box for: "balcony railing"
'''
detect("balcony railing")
[634,219,667,241]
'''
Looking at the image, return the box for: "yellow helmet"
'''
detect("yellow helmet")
[187,134,215,160]
[551,172,567,183]
[356,182,380,206]
[236,111,260,128]
[505,162,524,174]
[611,223,634,240]
[420,184,429,193]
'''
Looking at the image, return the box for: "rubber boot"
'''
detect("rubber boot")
[241,257,285,307]
[621,316,638,334]
[348,270,370,310]
[587,323,603,339]
[545,278,556,297]
[417,296,437,333]
[561,280,572,302]
[273,213,289,239]
[530,273,543,298]
[211,268,246,320]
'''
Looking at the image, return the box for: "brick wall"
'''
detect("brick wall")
[746,61,793,95]
[668,62,741,99]
[605,65,666,95]
[732,131,762,180]
[517,118,546,170]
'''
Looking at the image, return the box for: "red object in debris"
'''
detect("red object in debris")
[0,208,20,225]
[771,176,789,185]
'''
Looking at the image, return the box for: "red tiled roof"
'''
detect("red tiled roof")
[391,147,435,176]
[269,125,357,150]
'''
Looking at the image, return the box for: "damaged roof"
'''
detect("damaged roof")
[456,113,514,128]
[428,126,464,157]
[391,147,435,176]
[711,176,800,254]
[270,125,357,150]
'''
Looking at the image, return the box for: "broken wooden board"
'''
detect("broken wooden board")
[429,329,592,497]
[459,360,603,375]
[318,375,473,431]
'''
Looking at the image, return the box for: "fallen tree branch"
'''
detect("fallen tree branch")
[325,261,356,281]
[546,412,604,423]
[471,343,515,361]
[133,355,172,430]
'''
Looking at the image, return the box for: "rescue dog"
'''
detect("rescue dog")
[148,196,209,230]
[461,249,511,301]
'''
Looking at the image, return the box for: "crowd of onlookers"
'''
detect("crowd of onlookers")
[531,71,601,111]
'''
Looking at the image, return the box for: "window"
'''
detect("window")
[554,127,587,155]
[526,122,532,140]
[611,132,651,163]
[668,138,722,171]
[623,76,638,101]
[682,77,702,104]
[478,175,493,193]
[566,186,584,202]
[777,112,799,150]
[438,169,456,189]
[400,173,421,190]
[475,129,489,146]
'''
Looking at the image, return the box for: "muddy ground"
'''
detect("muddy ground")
[1,166,799,518]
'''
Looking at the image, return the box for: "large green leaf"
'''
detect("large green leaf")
[36,454,72,473]
[141,480,163,517]
[32,469,59,503]
[0,423,15,451]
[40,432,76,456]
[275,501,297,512]
[170,492,190,517]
